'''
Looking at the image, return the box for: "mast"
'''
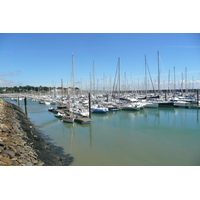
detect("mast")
[168,69,170,94]
[174,66,176,94]
[92,61,95,95]
[124,72,126,95]
[61,79,63,99]
[157,51,160,95]
[181,72,184,94]
[185,67,187,94]
[118,57,120,99]
[61,78,64,105]
[89,72,92,93]
[70,54,75,106]
[145,54,147,96]
[71,54,75,95]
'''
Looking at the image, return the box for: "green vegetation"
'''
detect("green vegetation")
[0,85,80,94]
[0,85,50,93]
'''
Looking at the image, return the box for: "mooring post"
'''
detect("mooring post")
[24,97,28,116]
[197,90,199,106]
[18,96,20,106]
[89,93,91,118]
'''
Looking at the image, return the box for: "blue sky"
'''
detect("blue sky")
[0,33,200,90]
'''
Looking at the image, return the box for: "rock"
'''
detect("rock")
[15,152,21,156]
[37,162,44,166]
[0,146,4,150]
[10,160,19,166]
[2,150,15,157]
[8,145,18,153]
[0,142,5,147]
[0,124,9,132]
[17,159,23,164]
[1,157,11,165]
[0,100,74,166]
[26,162,33,166]
[11,157,18,161]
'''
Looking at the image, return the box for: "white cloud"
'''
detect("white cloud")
[0,78,18,87]
[0,70,21,77]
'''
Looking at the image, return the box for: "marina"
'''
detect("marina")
[2,92,200,166]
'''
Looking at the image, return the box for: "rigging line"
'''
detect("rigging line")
[146,60,156,93]
[159,54,168,83]
[112,62,119,95]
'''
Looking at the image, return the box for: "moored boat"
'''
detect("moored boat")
[48,107,55,112]
[91,105,109,113]
[121,104,141,111]
[39,100,45,104]
[158,102,174,107]
[144,102,159,108]
[54,112,65,118]
[62,115,74,123]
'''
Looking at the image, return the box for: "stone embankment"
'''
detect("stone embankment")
[0,99,74,166]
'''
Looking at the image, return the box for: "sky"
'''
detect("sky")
[0,1,200,91]
[0,33,200,90]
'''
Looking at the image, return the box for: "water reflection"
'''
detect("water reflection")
[61,121,93,152]
[38,118,61,128]
[89,125,92,147]
[92,112,113,120]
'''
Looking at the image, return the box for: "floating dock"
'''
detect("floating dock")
[185,105,200,109]
[74,117,92,124]
[173,105,200,109]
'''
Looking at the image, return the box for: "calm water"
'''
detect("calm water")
[5,99,200,166]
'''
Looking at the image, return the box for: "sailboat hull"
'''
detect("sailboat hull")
[62,117,74,123]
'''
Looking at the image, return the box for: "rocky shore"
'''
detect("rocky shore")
[0,99,74,166]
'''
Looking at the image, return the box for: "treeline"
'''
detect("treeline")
[0,85,79,93]
[0,85,50,93]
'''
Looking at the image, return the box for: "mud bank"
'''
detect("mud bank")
[0,99,74,166]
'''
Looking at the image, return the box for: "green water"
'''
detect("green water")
[6,99,200,166]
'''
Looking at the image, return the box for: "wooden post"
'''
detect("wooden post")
[89,93,91,118]
[24,97,28,116]
[17,96,20,106]
[197,90,199,106]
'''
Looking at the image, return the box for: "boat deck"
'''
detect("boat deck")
[55,109,69,113]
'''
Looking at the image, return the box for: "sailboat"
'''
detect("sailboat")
[62,114,75,123]
[62,94,76,122]
[62,55,76,123]
[143,54,159,108]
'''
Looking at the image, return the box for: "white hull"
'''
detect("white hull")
[174,101,191,107]
[144,103,159,108]
[70,108,89,117]
[54,112,65,118]
[121,105,141,111]
[62,117,74,123]
[91,105,109,113]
